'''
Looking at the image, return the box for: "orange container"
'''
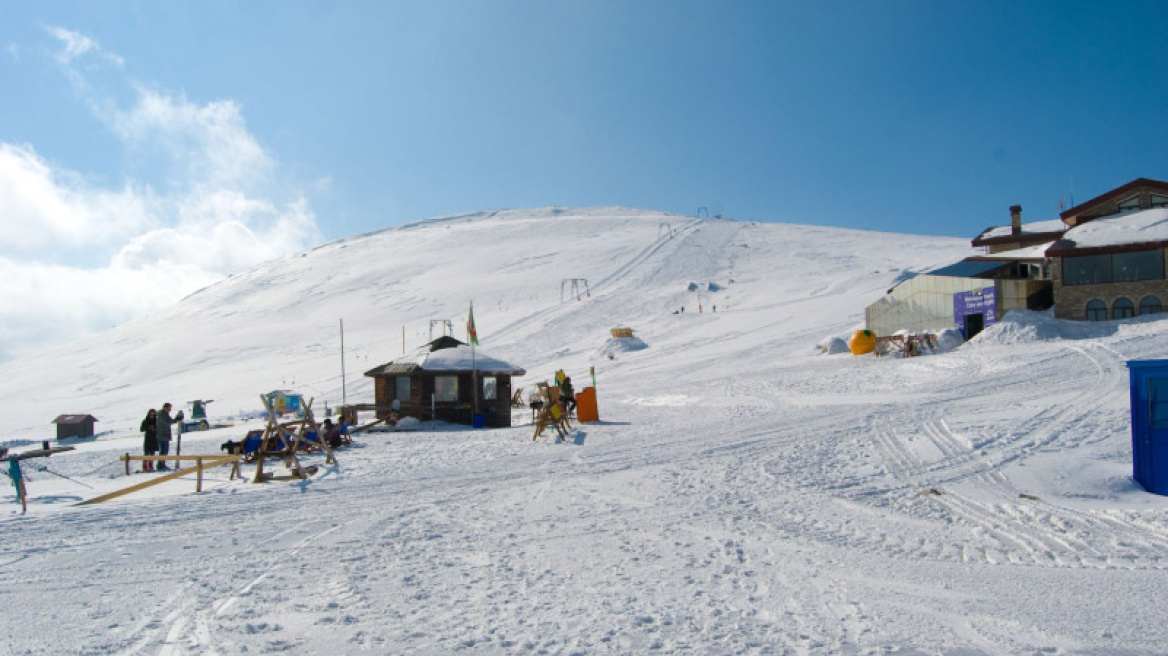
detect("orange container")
[576,386,599,423]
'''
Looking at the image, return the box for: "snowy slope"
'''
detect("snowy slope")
[2,208,1167,655]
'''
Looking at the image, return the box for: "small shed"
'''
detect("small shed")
[52,414,98,440]
[364,336,526,428]
[264,390,304,416]
[1128,360,1168,495]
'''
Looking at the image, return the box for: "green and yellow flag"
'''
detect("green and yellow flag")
[467,301,479,346]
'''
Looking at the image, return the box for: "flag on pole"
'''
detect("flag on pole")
[467,301,479,345]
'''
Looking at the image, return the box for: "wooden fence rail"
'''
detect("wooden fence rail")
[76,454,241,505]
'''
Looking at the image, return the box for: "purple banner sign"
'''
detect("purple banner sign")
[954,287,996,331]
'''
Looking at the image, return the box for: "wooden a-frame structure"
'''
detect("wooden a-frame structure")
[250,394,336,483]
[531,382,573,442]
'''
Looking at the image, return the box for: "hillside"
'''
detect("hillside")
[1,208,962,439]
[3,208,1168,655]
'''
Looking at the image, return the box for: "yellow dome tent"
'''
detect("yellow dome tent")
[849,330,877,355]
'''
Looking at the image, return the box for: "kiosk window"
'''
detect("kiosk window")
[1151,378,1168,429]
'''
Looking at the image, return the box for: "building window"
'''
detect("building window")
[395,377,410,402]
[1140,295,1163,315]
[434,376,458,402]
[1085,299,1108,321]
[482,376,497,401]
[1114,250,1164,282]
[1119,195,1141,212]
[1064,254,1113,285]
[1113,297,1135,319]
[1063,250,1164,286]
[1152,194,1168,209]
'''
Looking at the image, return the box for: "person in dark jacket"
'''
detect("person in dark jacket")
[560,375,576,415]
[140,408,159,472]
[155,403,183,470]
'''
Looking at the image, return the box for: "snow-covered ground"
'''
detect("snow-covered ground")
[1,208,1166,655]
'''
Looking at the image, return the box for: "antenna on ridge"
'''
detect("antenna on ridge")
[560,279,591,303]
[429,319,453,340]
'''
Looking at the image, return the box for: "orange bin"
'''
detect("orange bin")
[576,386,599,423]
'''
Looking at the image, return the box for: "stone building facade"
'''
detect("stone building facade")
[1049,247,1168,321]
[1048,178,1168,321]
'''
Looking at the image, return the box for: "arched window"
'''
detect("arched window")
[1113,297,1135,319]
[1085,299,1108,321]
[1140,295,1163,315]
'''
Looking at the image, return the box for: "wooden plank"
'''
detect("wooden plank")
[121,454,241,462]
[259,464,319,481]
[5,446,76,461]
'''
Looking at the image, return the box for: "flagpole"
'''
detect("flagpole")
[469,301,479,416]
[340,318,347,406]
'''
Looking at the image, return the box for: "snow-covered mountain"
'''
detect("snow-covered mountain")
[0,207,963,440]
[3,207,1168,655]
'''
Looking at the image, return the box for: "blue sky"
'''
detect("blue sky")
[1,1,1165,358]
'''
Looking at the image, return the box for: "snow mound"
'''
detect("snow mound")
[395,416,422,430]
[819,336,850,355]
[934,327,965,350]
[968,309,1122,346]
[597,336,649,359]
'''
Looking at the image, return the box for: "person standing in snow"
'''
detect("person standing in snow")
[560,375,576,415]
[155,402,183,471]
[140,408,158,472]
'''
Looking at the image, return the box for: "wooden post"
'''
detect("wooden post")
[174,424,183,470]
[196,458,203,493]
[124,453,130,477]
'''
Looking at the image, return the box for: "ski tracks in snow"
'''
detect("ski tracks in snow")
[822,341,1168,570]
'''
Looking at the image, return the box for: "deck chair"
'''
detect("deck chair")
[336,422,353,446]
[240,430,265,462]
[298,430,323,452]
[227,430,266,478]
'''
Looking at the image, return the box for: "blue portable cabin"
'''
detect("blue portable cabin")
[1127,360,1168,495]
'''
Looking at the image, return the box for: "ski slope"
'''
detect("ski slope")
[1,208,1166,655]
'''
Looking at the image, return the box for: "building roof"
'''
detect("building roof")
[52,414,98,425]
[364,336,526,377]
[1060,178,1168,223]
[969,242,1055,261]
[925,260,1013,278]
[1047,207,1168,255]
[971,219,1066,247]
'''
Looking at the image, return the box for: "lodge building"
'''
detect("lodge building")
[866,178,1168,338]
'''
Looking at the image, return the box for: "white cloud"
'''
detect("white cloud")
[112,88,272,189]
[0,256,218,361]
[0,143,152,255]
[114,193,319,274]
[47,26,123,67]
[0,28,324,360]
